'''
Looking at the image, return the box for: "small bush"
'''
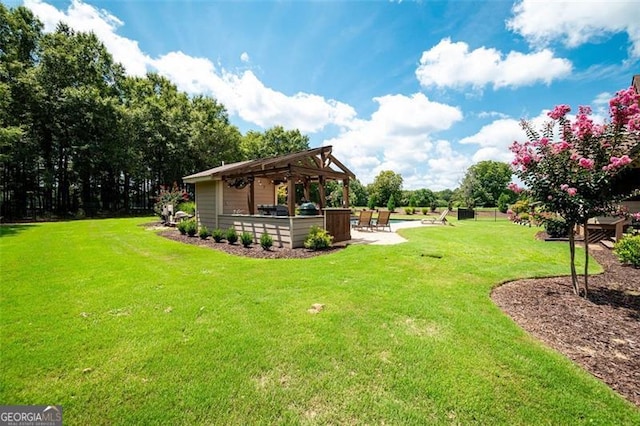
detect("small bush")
[614,233,640,267]
[260,233,273,250]
[544,217,570,238]
[177,201,196,215]
[518,212,530,222]
[177,220,188,235]
[304,225,333,251]
[211,228,225,243]
[404,207,413,215]
[199,226,210,240]
[422,208,429,215]
[387,195,396,212]
[240,232,253,248]
[185,219,198,237]
[512,200,529,214]
[226,227,238,244]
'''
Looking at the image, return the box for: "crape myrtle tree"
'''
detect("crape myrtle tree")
[510,87,640,297]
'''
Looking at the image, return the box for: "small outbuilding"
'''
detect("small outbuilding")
[183,146,355,248]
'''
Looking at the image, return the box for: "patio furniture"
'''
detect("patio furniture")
[421,209,449,225]
[352,210,373,231]
[373,210,392,232]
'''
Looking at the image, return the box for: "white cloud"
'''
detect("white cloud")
[240,52,250,63]
[25,0,150,75]
[325,94,466,189]
[459,118,524,149]
[508,0,640,57]
[415,38,572,90]
[27,0,356,134]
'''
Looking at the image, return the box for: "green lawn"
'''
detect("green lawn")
[1,218,638,424]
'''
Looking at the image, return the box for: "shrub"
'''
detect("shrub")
[367,195,377,210]
[304,225,333,251]
[177,220,189,235]
[260,233,273,250]
[404,207,413,215]
[153,182,189,217]
[544,217,570,238]
[614,232,640,267]
[387,195,396,212]
[512,200,529,214]
[177,201,195,215]
[226,227,238,244]
[422,208,429,215]
[199,226,210,240]
[240,232,253,248]
[497,192,512,213]
[185,219,197,237]
[518,212,530,222]
[211,228,224,243]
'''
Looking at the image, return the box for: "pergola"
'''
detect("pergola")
[187,145,355,215]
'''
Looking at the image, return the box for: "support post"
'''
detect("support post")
[287,174,296,216]
[318,176,326,210]
[342,178,350,208]
[248,176,255,214]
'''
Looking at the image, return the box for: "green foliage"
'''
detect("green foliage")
[370,170,403,208]
[154,183,190,216]
[408,195,417,208]
[387,195,397,212]
[404,207,414,215]
[211,228,225,243]
[614,232,640,267]
[177,201,195,215]
[198,226,210,240]
[367,194,377,210]
[511,199,529,214]
[185,219,197,237]
[240,126,309,160]
[176,220,188,235]
[460,161,512,207]
[422,208,429,215]
[544,217,570,238]
[259,233,273,250]
[519,212,530,222]
[226,227,238,244]
[303,225,333,250]
[240,231,253,248]
[497,192,516,213]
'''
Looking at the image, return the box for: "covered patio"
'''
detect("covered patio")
[183,146,355,248]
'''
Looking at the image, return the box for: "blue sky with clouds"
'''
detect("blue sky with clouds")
[12,0,640,189]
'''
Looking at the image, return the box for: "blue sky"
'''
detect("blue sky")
[13,0,640,189]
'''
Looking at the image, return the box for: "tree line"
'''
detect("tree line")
[0,5,310,220]
[1,5,516,220]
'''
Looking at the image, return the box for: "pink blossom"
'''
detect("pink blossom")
[551,140,571,154]
[632,212,640,221]
[610,87,640,127]
[508,182,523,193]
[627,113,640,132]
[570,152,579,161]
[548,104,571,120]
[578,157,594,169]
[572,105,596,139]
[566,187,577,196]
[560,184,569,190]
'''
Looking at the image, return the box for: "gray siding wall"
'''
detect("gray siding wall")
[195,180,217,229]
[218,215,323,248]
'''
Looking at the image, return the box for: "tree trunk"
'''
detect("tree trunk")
[582,219,589,298]
[568,223,579,295]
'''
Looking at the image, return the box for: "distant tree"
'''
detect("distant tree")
[413,188,435,207]
[460,160,512,207]
[370,170,403,207]
[240,125,309,160]
[387,195,396,212]
[349,179,368,207]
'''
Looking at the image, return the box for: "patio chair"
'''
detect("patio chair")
[421,209,449,225]
[373,210,392,232]
[352,210,373,231]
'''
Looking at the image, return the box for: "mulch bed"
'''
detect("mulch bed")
[154,226,344,259]
[492,237,640,407]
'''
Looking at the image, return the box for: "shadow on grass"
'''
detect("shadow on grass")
[0,223,40,238]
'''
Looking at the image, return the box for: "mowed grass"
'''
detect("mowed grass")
[1,218,638,425]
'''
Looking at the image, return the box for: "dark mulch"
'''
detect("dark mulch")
[154,226,344,259]
[492,239,640,407]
